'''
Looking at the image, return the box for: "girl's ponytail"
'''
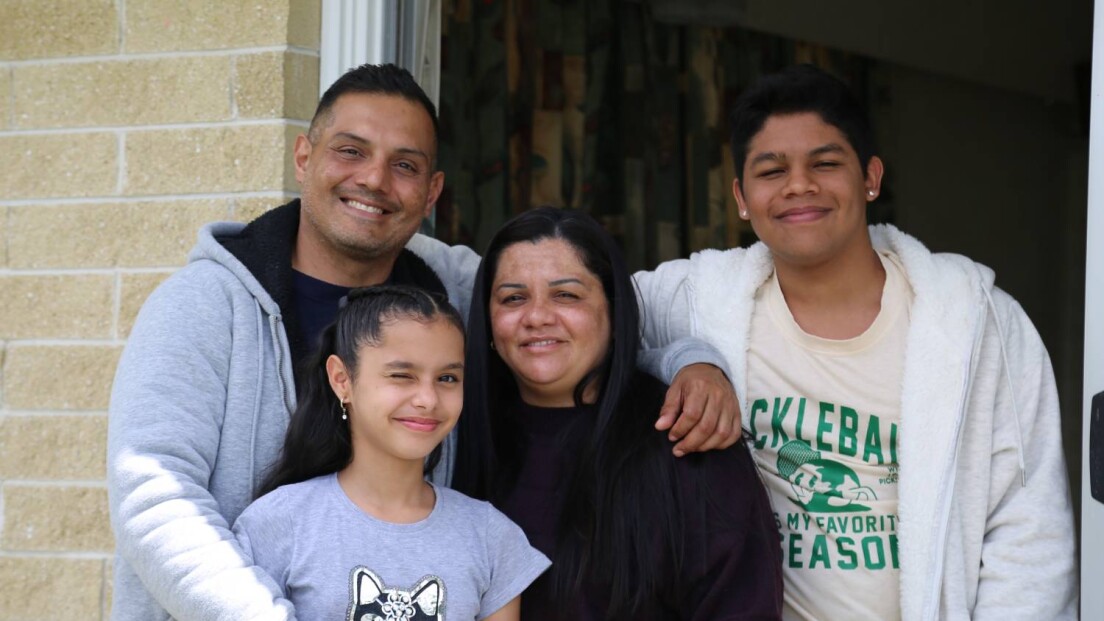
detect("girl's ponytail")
[257,321,352,497]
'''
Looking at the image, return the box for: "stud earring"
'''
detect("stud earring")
[340,400,348,421]
[867,190,876,197]
[740,211,748,218]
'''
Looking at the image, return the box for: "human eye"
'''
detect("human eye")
[554,290,581,301]
[394,160,420,175]
[499,293,525,305]
[335,146,363,159]
[814,160,841,169]
[756,167,784,179]
[438,373,462,384]
[387,372,414,381]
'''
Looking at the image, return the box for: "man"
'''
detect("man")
[635,65,1077,620]
[108,64,738,619]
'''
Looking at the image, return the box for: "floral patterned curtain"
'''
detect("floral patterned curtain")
[435,0,870,269]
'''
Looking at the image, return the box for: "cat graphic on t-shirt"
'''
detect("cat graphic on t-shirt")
[347,567,445,621]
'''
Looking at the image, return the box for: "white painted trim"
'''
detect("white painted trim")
[318,0,441,104]
[320,0,395,96]
[1083,1,1104,619]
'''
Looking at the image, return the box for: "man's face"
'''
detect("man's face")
[733,112,882,268]
[294,92,444,265]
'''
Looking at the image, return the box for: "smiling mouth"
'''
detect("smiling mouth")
[522,339,562,349]
[394,417,440,432]
[343,198,390,215]
[776,206,830,222]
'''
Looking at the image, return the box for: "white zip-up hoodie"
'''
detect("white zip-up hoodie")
[634,224,1077,620]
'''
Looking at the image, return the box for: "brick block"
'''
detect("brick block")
[0,0,117,60]
[0,205,7,268]
[232,195,294,223]
[0,415,107,480]
[0,557,104,617]
[235,51,319,121]
[2,485,114,552]
[105,559,114,617]
[119,272,173,338]
[125,124,295,195]
[0,67,11,129]
[126,0,296,52]
[0,274,114,339]
[4,345,122,410]
[0,133,117,199]
[7,200,228,269]
[14,57,232,129]
[289,0,322,49]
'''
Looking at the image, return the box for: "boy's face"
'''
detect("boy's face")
[733,112,883,269]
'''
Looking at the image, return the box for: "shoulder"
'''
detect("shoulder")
[241,476,327,521]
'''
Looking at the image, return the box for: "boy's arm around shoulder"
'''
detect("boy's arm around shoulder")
[972,293,1077,619]
[107,268,295,620]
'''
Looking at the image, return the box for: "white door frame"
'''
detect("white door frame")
[319,0,441,106]
[1083,1,1104,618]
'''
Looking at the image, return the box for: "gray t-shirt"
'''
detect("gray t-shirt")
[233,474,550,620]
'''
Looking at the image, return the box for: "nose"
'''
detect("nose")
[783,167,818,197]
[521,296,555,327]
[411,379,440,411]
[354,157,391,193]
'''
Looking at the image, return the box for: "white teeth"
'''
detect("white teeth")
[345,199,385,214]
[527,339,557,347]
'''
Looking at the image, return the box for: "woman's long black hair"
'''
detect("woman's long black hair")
[451,207,685,617]
[258,284,464,498]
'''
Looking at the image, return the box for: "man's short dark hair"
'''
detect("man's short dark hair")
[729,65,877,177]
[308,63,440,156]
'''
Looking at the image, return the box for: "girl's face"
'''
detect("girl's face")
[327,317,465,465]
[489,238,612,407]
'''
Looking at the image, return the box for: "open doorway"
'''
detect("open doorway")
[434,0,1092,516]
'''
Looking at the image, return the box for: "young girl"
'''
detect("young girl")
[233,285,549,620]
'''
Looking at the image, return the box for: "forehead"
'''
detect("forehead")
[493,238,594,281]
[321,92,436,148]
[748,112,857,158]
[360,317,463,360]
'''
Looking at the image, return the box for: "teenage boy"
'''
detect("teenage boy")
[635,65,1077,620]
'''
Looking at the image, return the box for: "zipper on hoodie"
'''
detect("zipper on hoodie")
[921,297,988,621]
[269,314,295,415]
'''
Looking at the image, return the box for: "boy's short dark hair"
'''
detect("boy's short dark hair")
[729,65,877,177]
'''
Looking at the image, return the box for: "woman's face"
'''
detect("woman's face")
[489,238,612,407]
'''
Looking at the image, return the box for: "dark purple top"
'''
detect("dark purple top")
[499,381,783,620]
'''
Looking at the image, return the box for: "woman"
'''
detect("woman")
[452,208,782,620]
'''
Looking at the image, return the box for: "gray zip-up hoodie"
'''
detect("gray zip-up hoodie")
[106,202,480,620]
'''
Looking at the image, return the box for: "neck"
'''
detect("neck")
[337,447,434,524]
[774,243,885,340]
[292,220,398,287]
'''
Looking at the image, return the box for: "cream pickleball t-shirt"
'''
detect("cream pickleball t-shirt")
[747,251,912,621]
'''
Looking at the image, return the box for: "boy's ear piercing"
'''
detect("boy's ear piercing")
[867,190,876,197]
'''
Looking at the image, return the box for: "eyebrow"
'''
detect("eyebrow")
[748,142,848,167]
[494,277,585,291]
[384,360,464,370]
[331,132,431,162]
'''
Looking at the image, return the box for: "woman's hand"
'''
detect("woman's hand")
[655,363,742,456]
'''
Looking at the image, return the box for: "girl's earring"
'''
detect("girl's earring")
[340,400,348,421]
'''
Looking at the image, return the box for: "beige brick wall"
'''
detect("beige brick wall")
[0,1,319,618]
